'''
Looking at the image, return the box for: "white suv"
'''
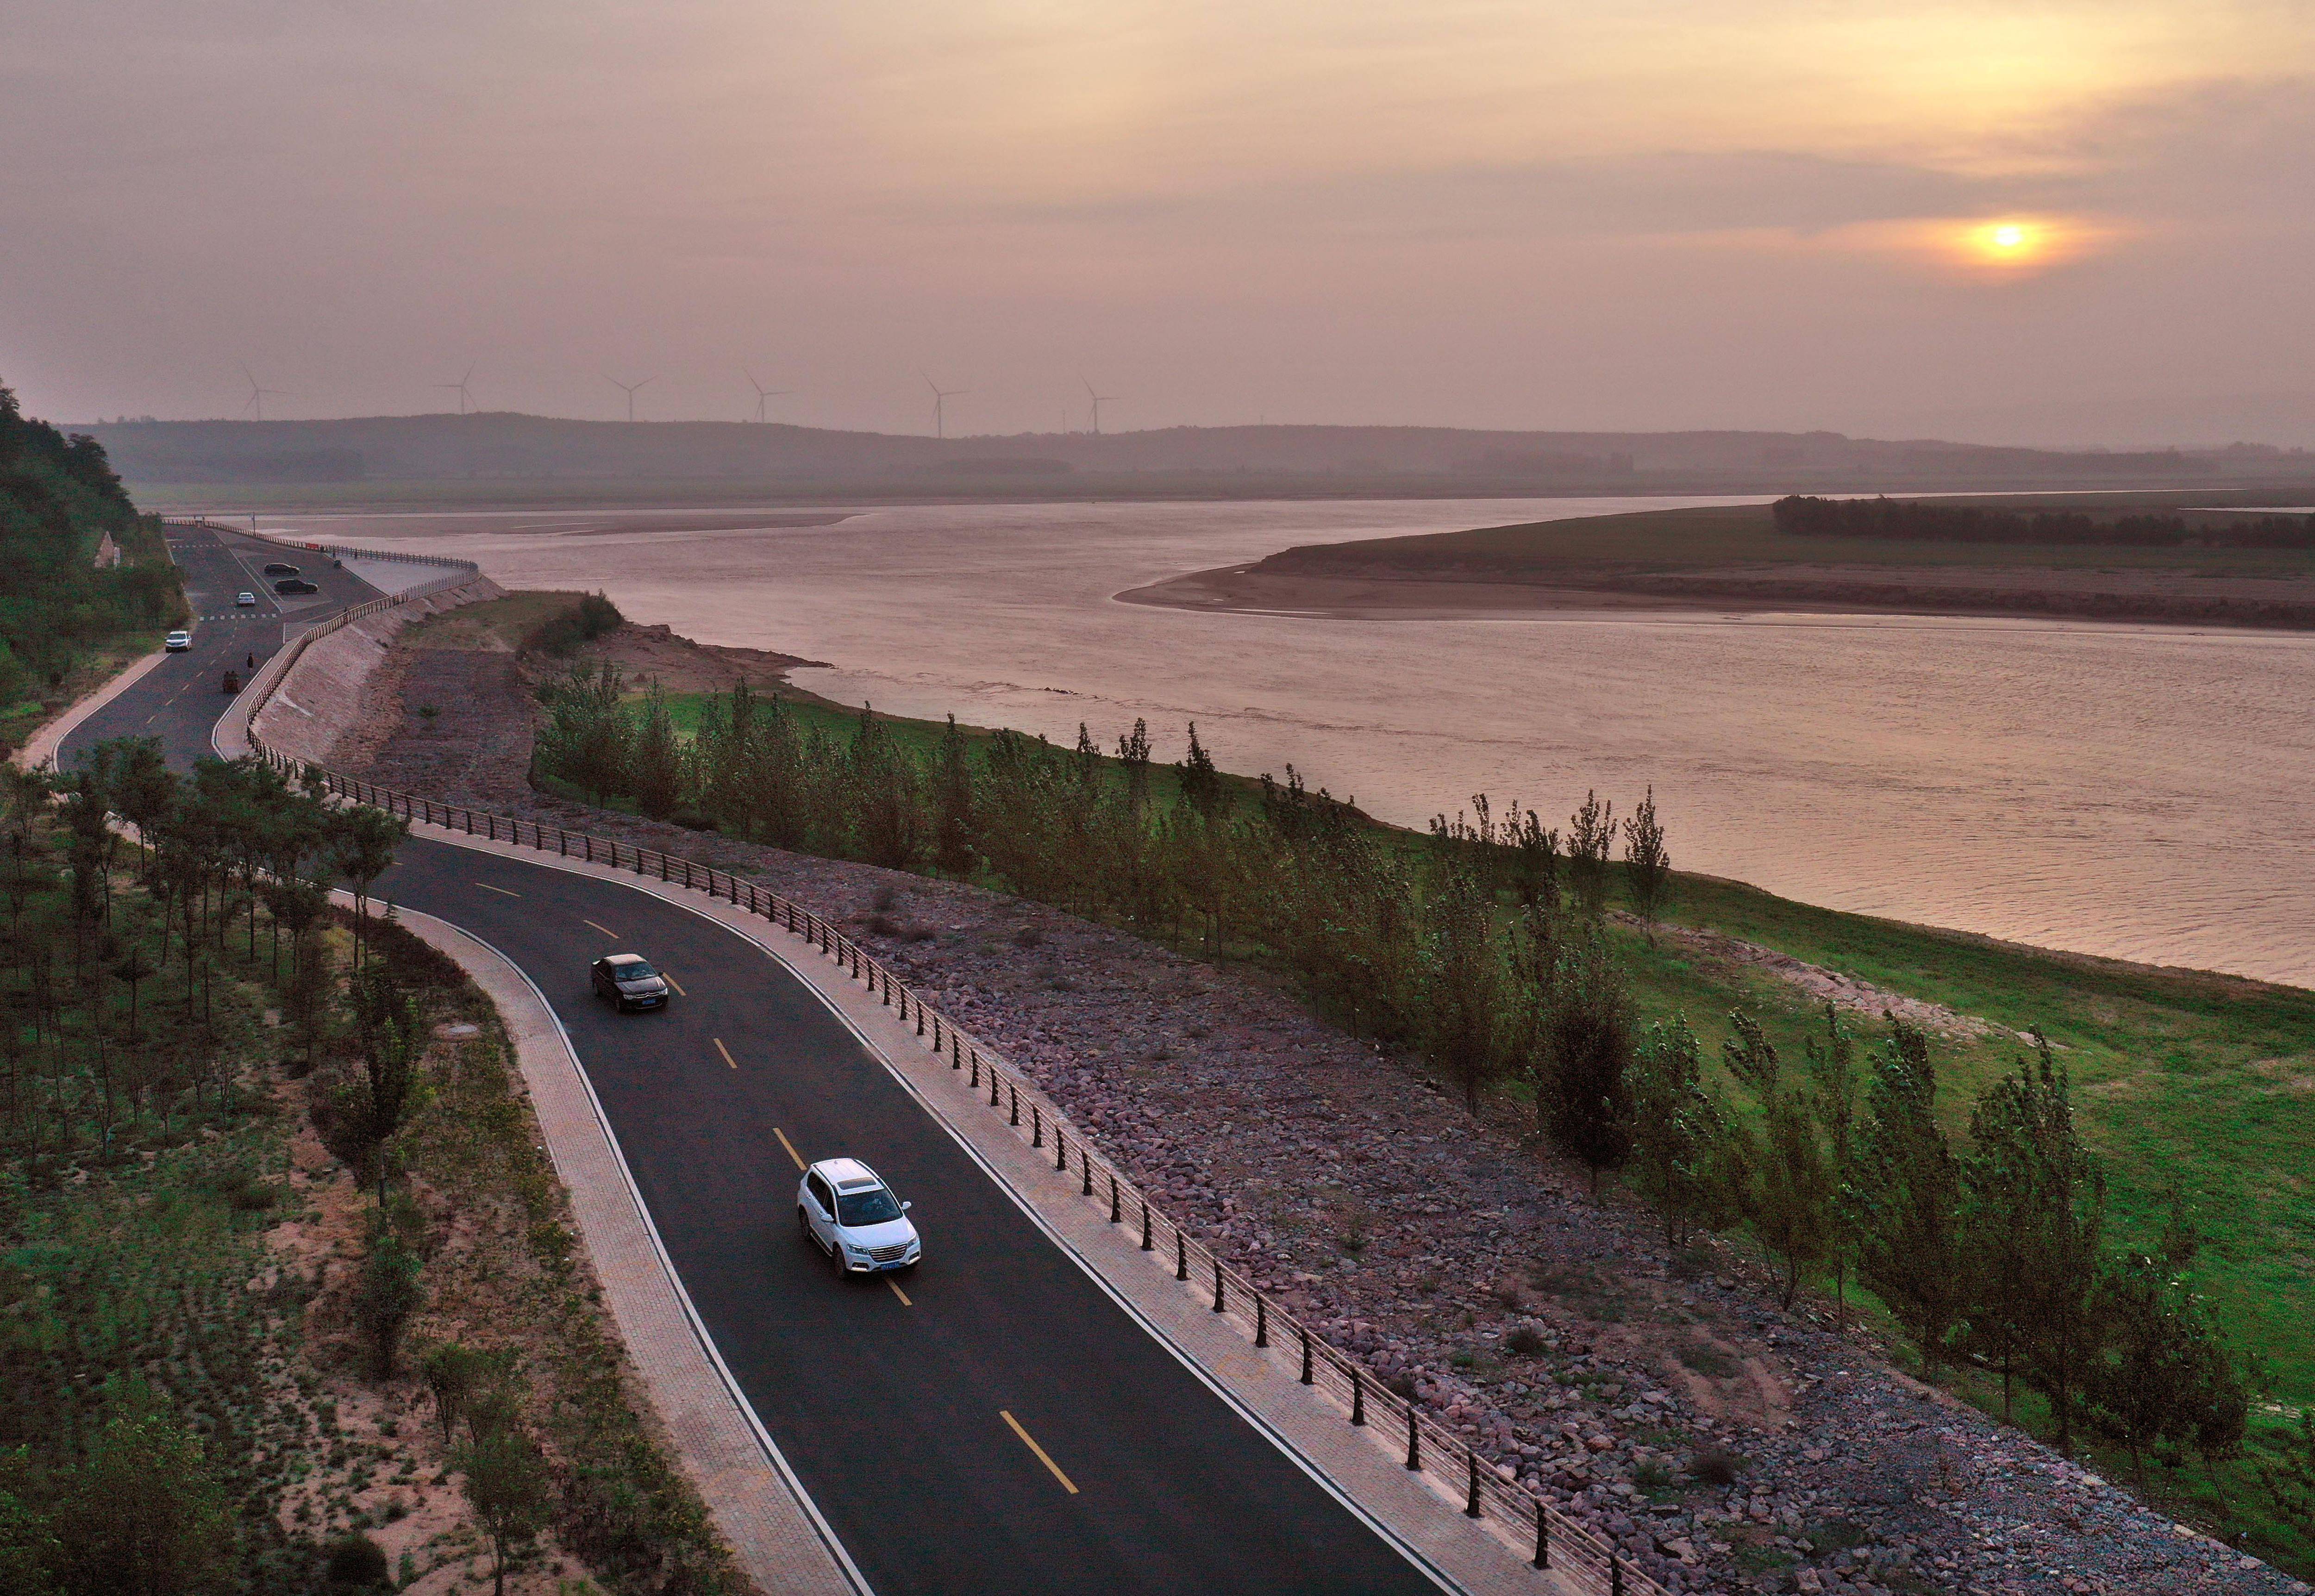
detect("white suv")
[796,1159,920,1275]
[164,630,192,652]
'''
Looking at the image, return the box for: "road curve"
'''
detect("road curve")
[63,522,1442,1596]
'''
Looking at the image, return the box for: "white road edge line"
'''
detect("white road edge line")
[394,829,1464,1596]
[368,893,876,1596]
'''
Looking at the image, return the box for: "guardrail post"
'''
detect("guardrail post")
[559,829,568,856]
[1212,1258,1226,1312]
[1351,1368,1365,1426]
[585,835,594,862]
[1010,1085,1020,1127]
[1406,1410,1420,1471]
[1533,1501,1549,1569]
[989,1063,1000,1107]
[1464,1453,1483,1517]
[1611,1555,1623,1596]
[1141,1200,1152,1250]
[1031,1104,1042,1147]
[1080,1148,1092,1196]
[1255,1297,1267,1347]
[1299,1327,1312,1383]
[1175,1231,1188,1282]
[1108,1173,1120,1223]
[916,1003,926,1039]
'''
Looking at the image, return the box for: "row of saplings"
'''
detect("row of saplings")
[529,685,2266,1487]
[1596,997,2246,1484]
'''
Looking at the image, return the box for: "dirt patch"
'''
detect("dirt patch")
[1639,914,2032,1042]
[567,622,824,693]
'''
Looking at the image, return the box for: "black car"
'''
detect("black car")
[274,577,319,594]
[591,954,670,1011]
[262,562,299,575]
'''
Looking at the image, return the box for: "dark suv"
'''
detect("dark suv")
[263,562,300,575]
[591,953,670,1011]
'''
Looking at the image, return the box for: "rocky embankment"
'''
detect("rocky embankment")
[340,618,2303,1596]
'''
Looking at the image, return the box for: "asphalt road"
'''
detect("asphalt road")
[62,523,1441,1596]
[64,524,386,768]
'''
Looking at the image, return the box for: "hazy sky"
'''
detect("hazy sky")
[7,1,2313,443]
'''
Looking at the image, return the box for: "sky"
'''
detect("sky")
[6,0,2314,444]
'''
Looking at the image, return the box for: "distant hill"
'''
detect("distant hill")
[70,412,2315,501]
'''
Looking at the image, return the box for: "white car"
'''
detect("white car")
[796,1159,920,1275]
[236,591,257,607]
[164,630,191,651]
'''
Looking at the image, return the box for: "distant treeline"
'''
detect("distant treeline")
[1773,494,2315,549]
[0,382,185,721]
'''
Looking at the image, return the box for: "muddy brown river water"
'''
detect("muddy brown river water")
[269,497,2315,988]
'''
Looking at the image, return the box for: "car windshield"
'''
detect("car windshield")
[836,1185,902,1226]
[613,962,658,982]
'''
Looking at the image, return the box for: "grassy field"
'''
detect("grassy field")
[1260,500,2315,577]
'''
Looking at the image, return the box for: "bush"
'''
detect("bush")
[1505,1324,1547,1358]
[1689,1446,1743,1486]
[323,1532,388,1589]
[527,591,624,655]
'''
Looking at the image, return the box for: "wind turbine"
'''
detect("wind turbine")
[240,365,288,421]
[922,374,968,439]
[435,366,476,414]
[745,373,791,423]
[606,374,654,422]
[1082,375,1118,436]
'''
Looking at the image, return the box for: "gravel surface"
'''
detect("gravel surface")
[345,630,2306,1596]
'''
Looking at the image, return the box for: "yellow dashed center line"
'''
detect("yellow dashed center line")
[583,918,619,938]
[887,1279,912,1307]
[475,882,520,897]
[1000,1411,1077,1495]
[662,973,687,997]
[772,1126,804,1170]
[713,1037,739,1072]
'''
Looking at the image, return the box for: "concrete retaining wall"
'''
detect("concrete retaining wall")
[251,576,503,767]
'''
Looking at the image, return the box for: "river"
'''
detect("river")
[264,497,2315,989]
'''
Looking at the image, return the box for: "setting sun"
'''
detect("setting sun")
[1972,219,2040,262]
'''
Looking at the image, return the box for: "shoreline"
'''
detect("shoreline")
[1123,559,2315,630]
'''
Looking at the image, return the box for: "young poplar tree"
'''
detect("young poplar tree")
[931,714,976,876]
[1721,1010,1834,1307]
[1802,1004,1866,1326]
[1627,1016,1734,1248]
[1176,723,1222,817]
[1852,1019,1962,1376]
[2004,1039,2108,1453]
[1620,785,1671,939]
[1115,718,1153,812]
[2084,1251,2246,1482]
[1419,860,1505,1110]
[1542,931,1636,1199]
[628,678,683,820]
[1565,791,1614,919]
